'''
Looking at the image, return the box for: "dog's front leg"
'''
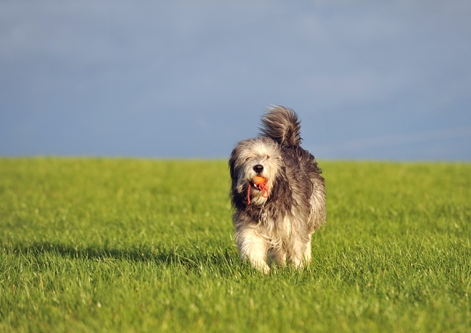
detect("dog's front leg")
[268,247,287,267]
[288,237,312,268]
[236,227,270,274]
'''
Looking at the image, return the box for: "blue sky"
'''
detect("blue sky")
[1,1,470,160]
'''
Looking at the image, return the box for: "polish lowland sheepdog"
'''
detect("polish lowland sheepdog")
[229,106,326,273]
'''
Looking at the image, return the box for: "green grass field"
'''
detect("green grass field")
[1,158,470,332]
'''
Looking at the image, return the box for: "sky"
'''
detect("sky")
[1,1,470,160]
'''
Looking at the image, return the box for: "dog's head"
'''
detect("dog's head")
[229,137,282,206]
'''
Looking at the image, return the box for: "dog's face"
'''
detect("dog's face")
[229,137,282,206]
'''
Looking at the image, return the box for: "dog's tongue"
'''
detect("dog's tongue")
[247,177,269,205]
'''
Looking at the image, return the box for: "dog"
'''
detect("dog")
[229,106,326,273]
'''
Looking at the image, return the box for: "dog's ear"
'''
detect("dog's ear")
[229,147,245,207]
[229,147,238,181]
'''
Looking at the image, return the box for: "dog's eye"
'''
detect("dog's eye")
[266,155,270,159]
[245,157,251,162]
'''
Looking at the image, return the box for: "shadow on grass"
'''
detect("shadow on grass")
[3,242,325,279]
[3,241,239,272]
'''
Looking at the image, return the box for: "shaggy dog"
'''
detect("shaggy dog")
[229,106,326,273]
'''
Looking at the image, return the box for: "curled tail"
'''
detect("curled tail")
[260,105,302,146]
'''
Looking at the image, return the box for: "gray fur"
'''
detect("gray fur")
[229,105,326,273]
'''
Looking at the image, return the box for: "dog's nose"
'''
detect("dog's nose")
[253,164,264,173]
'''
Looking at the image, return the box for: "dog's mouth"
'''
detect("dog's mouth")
[247,176,269,205]
[250,175,267,191]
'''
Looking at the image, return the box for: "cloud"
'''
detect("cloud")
[0,1,470,159]
[311,126,471,160]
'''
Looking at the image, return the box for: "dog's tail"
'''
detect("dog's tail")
[260,105,302,146]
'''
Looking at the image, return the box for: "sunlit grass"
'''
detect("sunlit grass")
[1,158,470,332]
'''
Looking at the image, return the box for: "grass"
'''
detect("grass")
[0,158,470,332]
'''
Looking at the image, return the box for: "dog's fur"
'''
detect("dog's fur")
[229,106,326,273]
